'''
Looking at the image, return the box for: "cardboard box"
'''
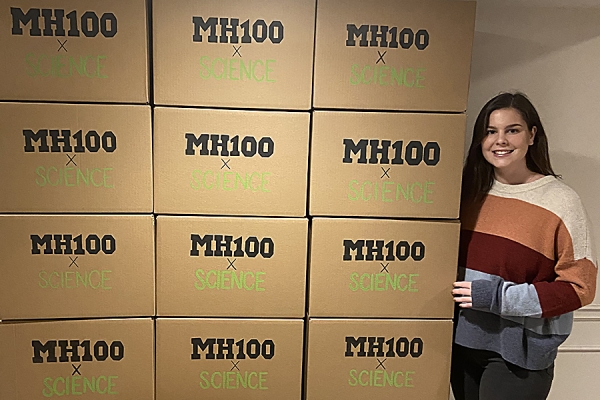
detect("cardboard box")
[313,0,476,111]
[308,218,459,318]
[154,107,309,216]
[153,0,315,109]
[156,318,304,400]
[0,0,148,103]
[306,319,452,400]
[157,216,308,317]
[0,318,154,399]
[309,111,466,218]
[0,103,153,213]
[0,215,155,320]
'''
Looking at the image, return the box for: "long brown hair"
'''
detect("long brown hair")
[461,92,559,205]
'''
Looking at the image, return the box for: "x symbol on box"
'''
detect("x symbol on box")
[221,159,231,170]
[66,154,77,167]
[381,167,391,179]
[380,262,390,273]
[57,39,68,52]
[230,361,241,371]
[72,364,82,376]
[376,50,387,64]
[68,256,80,268]
[376,358,387,370]
[226,258,237,270]
[232,46,242,57]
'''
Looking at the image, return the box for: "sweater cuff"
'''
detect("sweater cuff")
[471,280,493,310]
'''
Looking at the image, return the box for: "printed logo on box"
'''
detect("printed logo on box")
[31,233,116,290]
[185,132,275,194]
[342,137,440,205]
[343,23,429,88]
[344,335,422,388]
[31,338,124,396]
[191,336,275,390]
[343,238,424,293]
[10,7,118,79]
[190,234,274,292]
[192,16,284,83]
[23,128,118,189]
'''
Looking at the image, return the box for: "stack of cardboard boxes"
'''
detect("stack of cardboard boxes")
[151,0,314,398]
[0,0,476,399]
[305,0,475,399]
[0,1,155,398]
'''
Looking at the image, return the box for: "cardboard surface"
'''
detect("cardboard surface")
[313,0,476,111]
[0,318,154,399]
[156,318,304,400]
[157,216,308,317]
[154,107,309,216]
[0,215,155,320]
[0,102,153,213]
[309,218,459,318]
[0,0,148,103]
[309,111,466,218]
[153,0,315,109]
[306,318,453,400]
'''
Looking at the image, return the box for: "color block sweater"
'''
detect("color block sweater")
[455,176,597,370]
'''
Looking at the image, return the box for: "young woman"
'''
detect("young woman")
[451,92,597,400]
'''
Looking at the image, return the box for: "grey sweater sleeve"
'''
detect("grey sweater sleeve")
[471,278,543,318]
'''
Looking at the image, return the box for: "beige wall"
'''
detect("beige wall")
[453,0,600,398]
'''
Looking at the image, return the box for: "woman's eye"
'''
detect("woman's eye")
[508,129,519,134]
[486,130,495,135]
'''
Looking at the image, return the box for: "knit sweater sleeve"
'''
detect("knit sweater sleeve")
[471,195,597,319]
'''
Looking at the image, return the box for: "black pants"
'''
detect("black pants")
[451,344,554,400]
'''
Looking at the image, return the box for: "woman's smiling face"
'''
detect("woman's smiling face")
[481,107,537,181]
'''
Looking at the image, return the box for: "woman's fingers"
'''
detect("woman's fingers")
[453,281,472,289]
[452,281,472,308]
[453,296,473,308]
[453,296,472,303]
[452,288,471,296]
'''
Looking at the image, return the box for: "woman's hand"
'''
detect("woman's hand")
[452,281,473,308]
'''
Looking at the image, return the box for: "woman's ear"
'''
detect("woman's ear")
[530,126,537,145]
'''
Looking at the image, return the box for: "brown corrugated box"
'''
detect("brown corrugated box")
[0,318,154,399]
[0,0,148,103]
[0,215,155,321]
[313,0,476,111]
[0,103,153,213]
[156,318,304,400]
[305,318,453,400]
[153,0,315,109]
[309,111,466,218]
[154,107,309,216]
[157,216,308,317]
[309,218,459,318]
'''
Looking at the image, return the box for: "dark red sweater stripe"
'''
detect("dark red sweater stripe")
[534,280,582,318]
[460,230,556,284]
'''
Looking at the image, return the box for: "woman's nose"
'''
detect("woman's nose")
[495,131,508,144]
